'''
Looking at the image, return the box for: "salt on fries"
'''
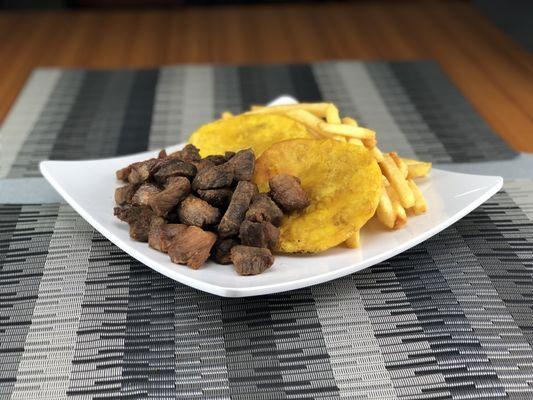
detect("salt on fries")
[223,102,431,246]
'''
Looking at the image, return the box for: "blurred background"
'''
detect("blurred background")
[0,0,531,151]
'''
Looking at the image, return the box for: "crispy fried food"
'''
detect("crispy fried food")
[318,122,376,140]
[379,154,415,209]
[283,109,324,138]
[407,179,427,215]
[403,157,432,179]
[389,152,408,179]
[254,139,382,253]
[188,114,313,157]
[247,103,331,118]
[375,187,396,229]
[326,104,341,124]
[344,230,360,248]
[387,186,407,229]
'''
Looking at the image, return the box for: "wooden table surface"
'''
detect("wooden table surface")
[1,1,532,151]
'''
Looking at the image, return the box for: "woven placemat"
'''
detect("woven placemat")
[0,61,518,180]
[1,61,533,400]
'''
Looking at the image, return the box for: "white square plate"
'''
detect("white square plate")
[40,147,502,297]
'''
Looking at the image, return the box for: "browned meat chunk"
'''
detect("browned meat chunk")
[158,149,167,159]
[153,159,196,184]
[178,195,220,227]
[114,183,139,205]
[126,158,162,184]
[191,159,214,172]
[224,151,235,161]
[114,205,155,242]
[149,176,190,216]
[218,181,257,238]
[204,154,227,165]
[269,174,310,212]
[116,165,132,182]
[168,144,201,163]
[226,149,255,181]
[211,237,239,265]
[245,193,283,226]
[131,183,161,206]
[192,163,233,190]
[149,222,187,253]
[196,188,233,209]
[181,144,202,162]
[167,226,217,269]
[239,220,279,250]
[231,245,274,276]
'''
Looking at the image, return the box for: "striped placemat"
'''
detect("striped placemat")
[1,61,533,400]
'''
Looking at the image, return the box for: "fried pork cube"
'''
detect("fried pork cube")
[167,226,217,269]
[114,205,155,242]
[131,183,161,206]
[269,174,310,212]
[178,195,220,227]
[245,193,283,226]
[226,149,255,181]
[114,183,139,205]
[116,158,162,184]
[218,181,257,238]
[116,165,132,182]
[230,245,274,276]
[211,237,239,265]
[192,163,234,190]
[168,144,201,163]
[153,159,196,184]
[196,188,233,209]
[149,176,190,217]
[239,220,279,250]
[192,159,215,173]
[204,154,227,166]
[148,222,187,253]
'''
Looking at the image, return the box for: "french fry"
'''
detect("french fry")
[221,111,233,120]
[326,104,342,124]
[362,137,377,149]
[333,135,348,142]
[343,117,377,148]
[376,188,396,229]
[318,122,376,140]
[407,179,427,214]
[342,118,364,146]
[347,137,364,147]
[342,117,359,126]
[387,186,407,229]
[402,158,432,179]
[389,152,408,178]
[379,155,415,209]
[248,103,331,118]
[344,230,360,248]
[283,109,324,138]
[371,147,384,162]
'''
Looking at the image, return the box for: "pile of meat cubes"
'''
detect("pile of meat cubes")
[113,144,309,275]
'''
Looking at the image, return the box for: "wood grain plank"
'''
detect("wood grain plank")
[0,2,531,151]
[383,3,533,151]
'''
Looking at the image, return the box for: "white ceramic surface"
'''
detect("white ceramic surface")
[40,147,502,297]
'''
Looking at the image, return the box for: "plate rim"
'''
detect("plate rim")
[39,153,503,297]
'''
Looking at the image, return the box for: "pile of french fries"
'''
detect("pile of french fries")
[222,103,432,248]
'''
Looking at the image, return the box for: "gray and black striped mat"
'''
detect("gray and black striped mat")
[0,61,518,179]
[1,61,533,400]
